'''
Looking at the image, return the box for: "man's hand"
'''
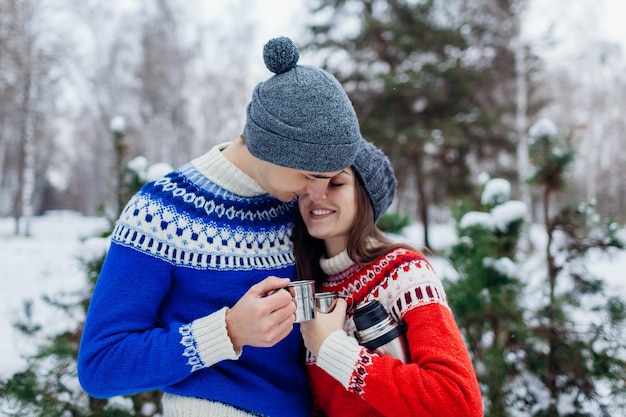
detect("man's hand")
[300,298,347,357]
[225,276,296,351]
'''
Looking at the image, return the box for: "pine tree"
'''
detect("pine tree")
[304,0,535,248]
[522,119,626,417]
[446,120,626,417]
[445,177,530,417]
[306,0,474,247]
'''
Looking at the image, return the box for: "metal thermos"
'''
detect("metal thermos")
[353,300,410,363]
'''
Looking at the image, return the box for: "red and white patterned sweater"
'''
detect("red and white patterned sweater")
[307,248,483,416]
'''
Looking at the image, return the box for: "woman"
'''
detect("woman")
[294,141,483,416]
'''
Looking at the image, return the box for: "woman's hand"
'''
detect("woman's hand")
[300,298,348,357]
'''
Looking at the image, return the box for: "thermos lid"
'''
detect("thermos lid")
[354,300,389,330]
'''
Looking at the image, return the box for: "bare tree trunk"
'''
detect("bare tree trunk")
[544,184,559,409]
[21,64,37,236]
[514,39,531,217]
[414,150,431,249]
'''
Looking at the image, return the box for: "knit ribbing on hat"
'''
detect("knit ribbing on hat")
[244,37,363,173]
[352,141,397,223]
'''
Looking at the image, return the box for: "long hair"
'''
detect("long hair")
[293,169,414,289]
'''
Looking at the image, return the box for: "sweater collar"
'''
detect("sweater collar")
[319,250,356,276]
[191,142,266,197]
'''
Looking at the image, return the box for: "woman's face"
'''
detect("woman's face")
[298,168,357,257]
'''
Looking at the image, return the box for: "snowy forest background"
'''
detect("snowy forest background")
[1,0,626,416]
[1,0,626,229]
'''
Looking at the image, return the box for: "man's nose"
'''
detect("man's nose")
[305,179,329,201]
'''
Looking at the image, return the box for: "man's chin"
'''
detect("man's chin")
[272,193,297,203]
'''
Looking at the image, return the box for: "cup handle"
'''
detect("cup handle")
[338,295,356,314]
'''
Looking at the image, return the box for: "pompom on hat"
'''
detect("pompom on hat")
[244,36,363,172]
[353,141,397,223]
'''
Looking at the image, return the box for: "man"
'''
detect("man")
[77,36,364,417]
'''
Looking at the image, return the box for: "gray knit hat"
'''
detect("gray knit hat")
[244,36,363,172]
[353,141,397,223]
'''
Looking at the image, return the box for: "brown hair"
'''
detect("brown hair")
[293,169,415,289]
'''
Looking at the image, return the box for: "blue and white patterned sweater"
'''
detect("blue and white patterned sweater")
[77,143,312,417]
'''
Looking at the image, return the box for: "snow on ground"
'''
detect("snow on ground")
[0,212,109,379]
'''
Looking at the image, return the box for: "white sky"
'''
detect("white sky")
[523,0,626,64]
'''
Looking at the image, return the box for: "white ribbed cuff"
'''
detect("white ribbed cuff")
[316,330,362,388]
[191,307,240,367]
[162,393,256,417]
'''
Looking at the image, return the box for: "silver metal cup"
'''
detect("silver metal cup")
[287,280,316,322]
[315,292,338,313]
